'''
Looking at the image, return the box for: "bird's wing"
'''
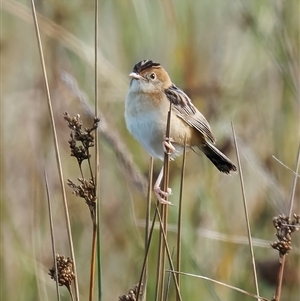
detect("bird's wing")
[164,84,216,144]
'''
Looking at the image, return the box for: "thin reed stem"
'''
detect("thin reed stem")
[168,271,269,301]
[231,123,260,300]
[155,102,172,300]
[89,223,97,301]
[136,208,158,301]
[143,157,154,299]
[156,206,182,301]
[176,137,187,299]
[93,0,102,300]
[30,2,79,300]
[44,170,61,301]
[287,141,300,218]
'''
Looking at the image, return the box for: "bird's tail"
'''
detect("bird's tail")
[201,143,236,174]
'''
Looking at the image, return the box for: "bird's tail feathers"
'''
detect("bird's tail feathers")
[201,143,237,174]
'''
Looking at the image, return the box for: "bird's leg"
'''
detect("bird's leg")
[163,135,177,155]
[153,166,172,205]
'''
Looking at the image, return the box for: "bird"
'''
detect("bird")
[125,60,236,204]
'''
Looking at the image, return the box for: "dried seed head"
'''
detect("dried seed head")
[119,284,143,301]
[48,254,75,289]
[63,112,100,163]
[67,178,97,221]
[271,214,300,257]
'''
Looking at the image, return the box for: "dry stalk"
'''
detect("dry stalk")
[232,123,260,299]
[155,102,172,300]
[176,137,187,299]
[45,171,61,301]
[30,1,79,299]
[93,0,101,299]
[168,271,270,301]
[135,158,154,301]
[155,206,182,301]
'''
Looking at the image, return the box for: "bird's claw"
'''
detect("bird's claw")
[154,186,173,205]
[163,136,177,155]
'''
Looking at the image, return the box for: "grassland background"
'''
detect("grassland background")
[1,0,299,300]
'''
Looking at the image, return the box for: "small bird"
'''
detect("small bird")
[125,60,236,204]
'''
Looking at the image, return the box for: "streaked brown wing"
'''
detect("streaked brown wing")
[164,84,216,143]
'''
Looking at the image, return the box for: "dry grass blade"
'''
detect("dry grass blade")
[167,271,270,301]
[287,141,300,218]
[136,207,158,301]
[89,223,98,301]
[272,155,300,178]
[30,1,79,300]
[135,158,154,301]
[44,170,61,301]
[156,206,182,301]
[231,122,260,299]
[144,158,154,299]
[176,136,187,298]
[93,0,100,300]
[155,102,172,300]
[155,202,164,296]
[94,0,99,120]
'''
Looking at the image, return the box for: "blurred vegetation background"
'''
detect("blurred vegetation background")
[1,0,299,300]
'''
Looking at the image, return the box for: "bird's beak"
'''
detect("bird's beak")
[129,72,144,80]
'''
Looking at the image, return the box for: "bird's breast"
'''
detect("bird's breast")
[125,93,168,159]
[125,92,196,160]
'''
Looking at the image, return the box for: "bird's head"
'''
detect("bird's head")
[129,60,172,93]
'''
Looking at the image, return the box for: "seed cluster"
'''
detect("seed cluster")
[63,112,100,165]
[49,254,75,289]
[271,214,300,257]
[67,177,96,219]
[119,284,143,301]
[64,112,99,222]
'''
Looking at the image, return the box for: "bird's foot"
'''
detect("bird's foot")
[163,136,177,155]
[154,185,172,205]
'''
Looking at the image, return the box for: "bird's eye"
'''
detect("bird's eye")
[149,72,156,80]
